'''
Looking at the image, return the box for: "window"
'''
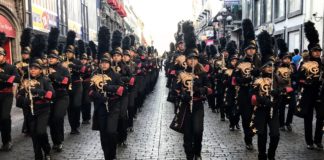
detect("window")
[264,0,272,23]
[58,0,68,36]
[25,0,32,27]
[288,31,300,52]
[248,1,253,20]
[254,0,261,26]
[289,0,301,13]
[288,0,303,18]
[274,0,285,21]
[81,0,89,41]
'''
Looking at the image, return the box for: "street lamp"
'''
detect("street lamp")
[216,8,232,40]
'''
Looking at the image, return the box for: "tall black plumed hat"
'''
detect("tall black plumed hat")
[122,36,131,56]
[47,27,59,54]
[169,42,175,52]
[129,34,136,51]
[242,19,256,51]
[257,30,275,67]
[77,40,86,59]
[304,21,322,52]
[201,41,206,54]
[65,30,76,53]
[30,34,46,68]
[175,21,184,45]
[276,38,289,59]
[182,20,198,58]
[122,36,131,50]
[197,44,202,53]
[218,37,227,53]
[57,43,64,56]
[20,28,32,54]
[111,30,123,55]
[209,45,218,57]
[98,26,110,61]
[226,41,238,60]
[89,41,97,60]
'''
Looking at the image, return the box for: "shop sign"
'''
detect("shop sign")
[32,3,57,33]
[0,14,16,38]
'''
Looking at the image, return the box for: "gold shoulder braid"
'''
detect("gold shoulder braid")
[20,79,40,91]
[236,62,252,78]
[276,67,291,81]
[301,61,320,79]
[253,77,272,97]
[90,74,112,90]
[112,66,121,73]
[250,77,272,134]
[177,71,195,92]
[175,55,187,68]
[224,68,233,77]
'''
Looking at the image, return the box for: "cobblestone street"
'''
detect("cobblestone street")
[1,72,324,160]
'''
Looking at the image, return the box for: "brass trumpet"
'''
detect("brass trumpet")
[16,61,29,69]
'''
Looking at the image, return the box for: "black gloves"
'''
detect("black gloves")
[0,72,10,80]
[180,91,192,102]
[194,86,207,95]
[31,88,45,97]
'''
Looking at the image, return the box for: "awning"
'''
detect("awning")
[0,15,16,38]
[116,4,127,17]
[107,0,117,8]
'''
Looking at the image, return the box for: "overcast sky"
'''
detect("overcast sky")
[131,0,193,54]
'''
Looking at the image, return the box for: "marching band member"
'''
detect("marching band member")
[15,28,32,135]
[90,26,125,160]
[79,41,93,125]
[64,31,84,135]
[232,19,261,150]
[47,27,71,152]
[250,31,279,160]
[16,34,55,160]
[276,38,296,132]
[0,33,20,151]
[176,21,212,160]
[223,41,240,130]
[122,36,137,132]
[297,21,323,150]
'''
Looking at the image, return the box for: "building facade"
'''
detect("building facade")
[193,0,242,46]
[242,0,324,53]
[0,0,24,63]
[100,0,126,35]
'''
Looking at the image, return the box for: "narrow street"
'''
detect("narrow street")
[0,72,324,159]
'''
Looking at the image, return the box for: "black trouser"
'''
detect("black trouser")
[301,87,323,145]
[49,95,69,145]
[238,87,253,145]
[183,101,204,160]
[118,95,129,143]
[135,76,145,112]
[128,90,136,128]
[255,108,280,160]
[97,102,120,160]
[81,82,91,121]
[22,108,29,134]
[207,94,215,109]
[304,104,323,145]
[0,93,13,145]
[216,88,225,118]
[278,93,296,127]
[227,103,240,127]
[68,82,83,130]
[28,110,51,160]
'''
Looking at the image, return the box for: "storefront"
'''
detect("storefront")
[0,14,16,64]
[0,0,23,64]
